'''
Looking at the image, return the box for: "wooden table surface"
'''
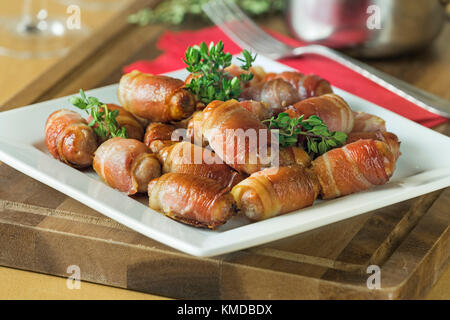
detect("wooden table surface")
[0,0,448,299]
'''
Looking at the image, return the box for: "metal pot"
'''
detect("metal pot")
[287,0,449,58]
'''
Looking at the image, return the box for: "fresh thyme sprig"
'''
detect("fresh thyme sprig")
[183,41,256,104]
[263,112,347,155]
[69,89,127,140]
[128,0,286,26]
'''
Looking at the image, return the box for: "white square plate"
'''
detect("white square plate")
[1,55,449,257]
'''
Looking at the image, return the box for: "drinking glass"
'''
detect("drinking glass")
[0,0,90,59]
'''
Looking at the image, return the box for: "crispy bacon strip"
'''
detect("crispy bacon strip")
[238,100,272,121]
[241,78,300,115]
[187,102,271,148]
[45,109,97,168]
[189,104,308,168]
[148,140,177,154]
[231,165,320,221]
[286,93,354,134]
[157,141,244,188]
[311,139,397,199]
[86,104,144,141]
[346,131,401,160]
[241,71,333,114]
[264,71,333,101]
[224,64,266,88]
[202,99,275,174]
[148,173,237,229]
[187,111,208,147]
[352,111,386,133]
[144,122,177,147]
[93,137,161,195]
[118,70,196,122]
[278,146,311,167]
[143,122,187,153]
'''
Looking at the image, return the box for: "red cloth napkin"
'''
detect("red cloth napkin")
[124,26,448,128]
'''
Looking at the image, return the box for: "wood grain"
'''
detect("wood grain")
[0,162,448,299]
[0,265,170,300]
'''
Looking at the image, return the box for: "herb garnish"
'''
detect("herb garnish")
[263,113,347,155]
[128,0,286,26]
[69,89,127,139]
[184,41,256,104]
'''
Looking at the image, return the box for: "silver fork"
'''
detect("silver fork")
[202,0,450,118]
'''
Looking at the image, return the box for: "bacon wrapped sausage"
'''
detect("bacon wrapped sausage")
[231,165,320,221]
[240,71,333,114]
[224,64,266,88]
[351,111,386,133]
[264,71,333,100]
[286,93,354,134]
[148,140,177,154]
[45,109,97,168]
[202,99,275,174]
[118,70,196,122]
[186,101,271,147]
[346,131,401,160]
[187,111,208,147]
[87,104,144,141]
[239,100,272,121]
[278,146,311,167]
[148,173,237,229]
[157,141,244,188]
[143,122,187,153]
[93,137,161,195]
[311,139,397,199]
[143,122,177,147]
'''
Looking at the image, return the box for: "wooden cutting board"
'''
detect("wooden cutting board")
[0,6,449,299]
[0,160,448,299]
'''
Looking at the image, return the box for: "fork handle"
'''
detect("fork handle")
[293,45,450,118]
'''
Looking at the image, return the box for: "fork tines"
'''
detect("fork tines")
[202,0,291,59]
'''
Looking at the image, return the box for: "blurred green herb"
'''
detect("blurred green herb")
[263,112,347,155]
[69,89,127,139]
[128,0,285,26]
[184,41,256,104]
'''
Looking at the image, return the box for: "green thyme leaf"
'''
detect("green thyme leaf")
[69,89,127,140]
[263,113,348,155]
[128,0,286,26]
[184,41,256,104]
[318,141,328,154]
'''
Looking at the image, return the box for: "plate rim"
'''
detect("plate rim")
[0,55,449,257]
